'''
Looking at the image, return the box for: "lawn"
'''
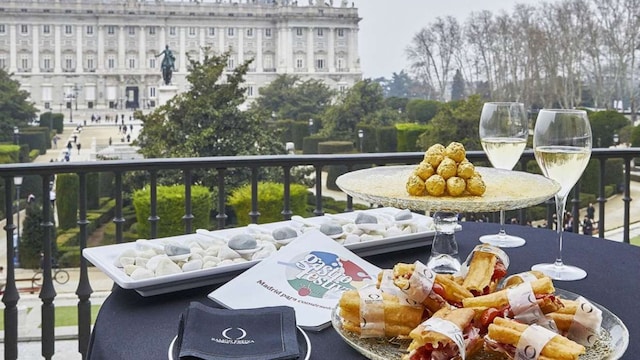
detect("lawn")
[0,305,101,331]
[631,235,640,246]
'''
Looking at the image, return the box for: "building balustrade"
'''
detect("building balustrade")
[0,147,638,359]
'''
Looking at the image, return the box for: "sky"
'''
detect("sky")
[353,0,541,79]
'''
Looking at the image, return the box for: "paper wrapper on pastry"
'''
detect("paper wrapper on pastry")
[380,262,473,313]
[547,297,603,347]
[462,277,556,309]
[461,245,509,296]
[502,270,547,289]
[485,317,585,360]
[338,289,424,338]
[403,308,482,360]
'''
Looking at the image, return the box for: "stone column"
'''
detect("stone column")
[118,26,125,70]
[32,26,40,73]
[285,27,293,72]
[9,24,17,72]
[237,27,244,64]
[76,25,83,73]
[350,26,360,71]
[199,27,206,62]
[307,27,314,73]
[179,27,186,72]
[218,27,225,54]
[139,25,146,70]
[54,25,62,72]
[256,28,263,72]
[277,26,285,72]
[328,27,335,72]
[97,25,104,70]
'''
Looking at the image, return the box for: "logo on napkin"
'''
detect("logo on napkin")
[177,303,300,360]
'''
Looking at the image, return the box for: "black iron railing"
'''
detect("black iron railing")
[1,147,638,359]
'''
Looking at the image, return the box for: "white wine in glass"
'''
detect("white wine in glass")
[478,102,528,247]
[532,109,592,281]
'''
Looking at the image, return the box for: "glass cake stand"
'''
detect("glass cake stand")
[335,166,560,213]
[335,166,560,274]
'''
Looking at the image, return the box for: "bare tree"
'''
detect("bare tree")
[406,16,463,101]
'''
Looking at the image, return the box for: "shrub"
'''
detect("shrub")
[376,126,397,152]
[302,135,328,154]
[56,174,79,230]
[133,185,212,238]
[396,123,429,152]
[229,182,309,225]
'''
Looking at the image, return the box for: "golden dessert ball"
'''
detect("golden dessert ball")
[414,162,435,181]
[425,174,446,196]
[423,144,445,168]
[445,142,466,163]
[457,161,475,179]
[466,175,486,196]
[446,176,467,196]
[436,157,457,179]
[406,174,427,196]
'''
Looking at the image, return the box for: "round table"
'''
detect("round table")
[87,222,638,360]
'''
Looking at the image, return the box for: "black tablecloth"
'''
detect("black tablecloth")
[87,222,639,360]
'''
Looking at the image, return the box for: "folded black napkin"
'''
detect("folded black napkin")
[176,303,300,360]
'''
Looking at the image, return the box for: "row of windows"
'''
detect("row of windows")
[0,24,347,39]
[294,27,346,37]
[2,53,347,72]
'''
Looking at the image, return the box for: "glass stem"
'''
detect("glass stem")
[498,209,507,236]
[554,194,567,268]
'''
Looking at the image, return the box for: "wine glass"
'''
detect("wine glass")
[478,102,529,247]
[532,109,592,281]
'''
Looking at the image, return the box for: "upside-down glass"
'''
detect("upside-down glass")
[478,102,529,247]
[532,109,592,281]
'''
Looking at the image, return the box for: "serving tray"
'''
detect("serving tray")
[83,207,436,296]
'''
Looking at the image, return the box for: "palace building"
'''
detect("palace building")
[0,0,362,113]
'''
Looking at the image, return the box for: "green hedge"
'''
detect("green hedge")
[87,173,100,209]
[22,126,51,153]
[302,135,328,154]
[39,112,64,133]
[317,141,355,191]
[396,123,429,152]
[355,124,376,153]
[56,174,79,230]
[99,172,115,198]
[228,182,309,226]
[291,121,310,151]
[376,126,398,152]
[133,185,212,238]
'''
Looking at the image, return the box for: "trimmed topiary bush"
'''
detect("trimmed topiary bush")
[133,185,212,238]
[396,123,429,152]
[56,173,79,230]
[302,135,328,154]
[228,182,309,226]
[317,141,355,191]
[376,126,398,152]
[87,173,100,209]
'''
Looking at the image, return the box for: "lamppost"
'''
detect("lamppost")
[613,133,619,147]
[65,93,74,123]
[14,176,23,267]
[308,118,314,135]
[358,129,364,153]
[13,126,20,161]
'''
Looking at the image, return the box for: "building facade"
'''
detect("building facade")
[0,0,362,113]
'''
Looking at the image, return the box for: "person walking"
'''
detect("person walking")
[583,216,594,236]
[76,142,82,154]
[586,203,595,220]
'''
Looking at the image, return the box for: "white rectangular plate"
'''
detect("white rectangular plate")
[83,207,435,296]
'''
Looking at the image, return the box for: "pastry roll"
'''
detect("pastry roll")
[461,245,509,296]
[338,289,424,338]
[403,308,482,360]
[485,317,585,360]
